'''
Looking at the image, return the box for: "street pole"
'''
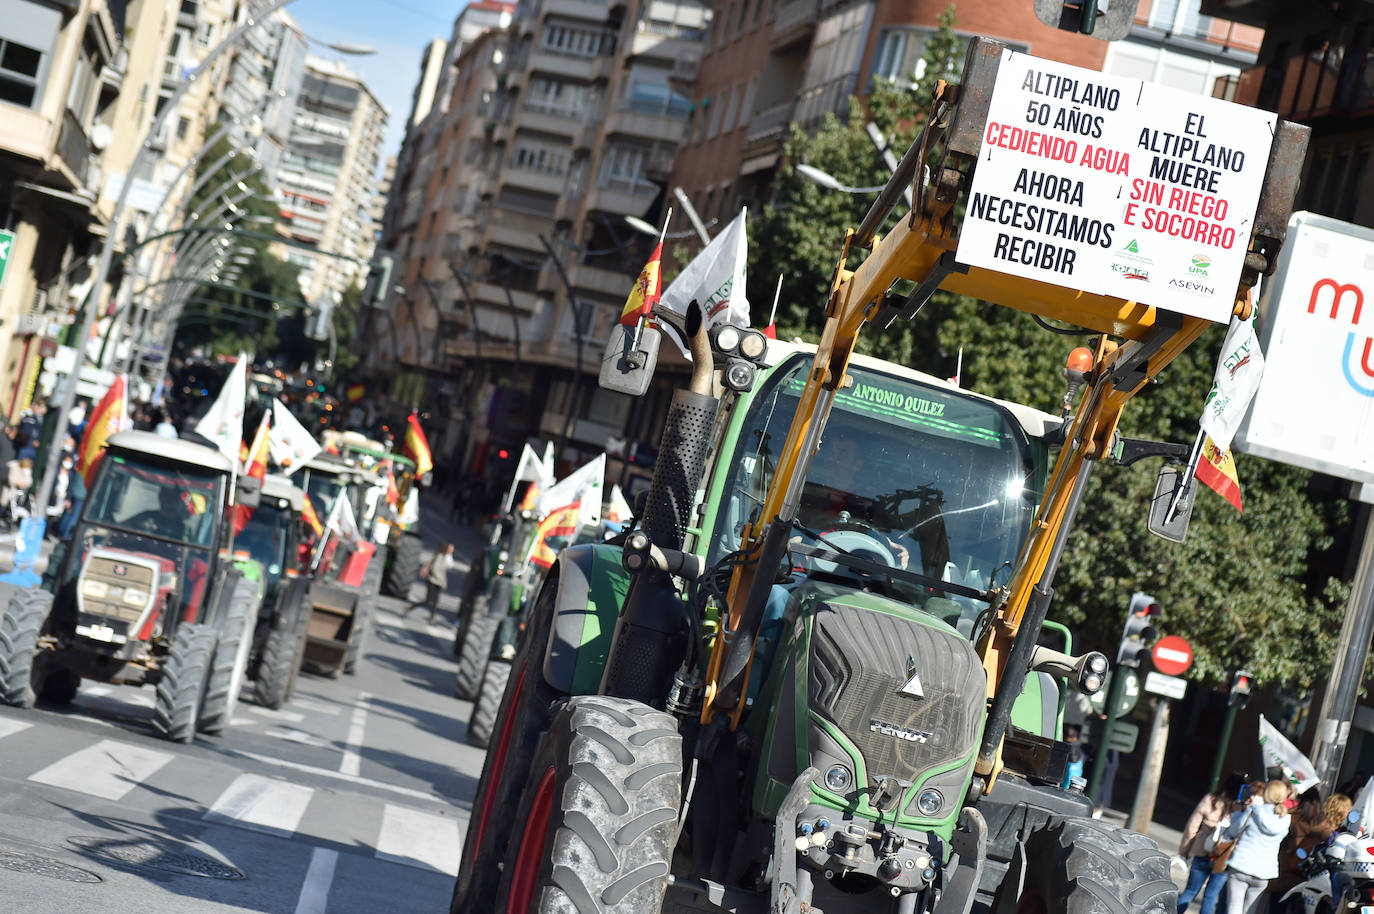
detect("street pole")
[1310,501,1374,790]
[672,187,711,245]
[1208,702,1242,793]
[537,234,585,459]
[1086,668,1127,803]
[1128,696,1173,832]
[31,0,297,531]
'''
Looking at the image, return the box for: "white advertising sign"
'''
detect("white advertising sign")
[956,49,1277,323]
[103,173,165,214]
[1144,671,1187,700]
[1234,213,1374,485]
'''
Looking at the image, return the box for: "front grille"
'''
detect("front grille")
[808,602,985,782]
[78,554,157,638]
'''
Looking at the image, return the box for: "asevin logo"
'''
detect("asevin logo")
[869,718,932,743]
[1168,279,1214,295]
[1307,278,1374,397]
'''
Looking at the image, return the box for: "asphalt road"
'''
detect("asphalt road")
[0,507,487,913]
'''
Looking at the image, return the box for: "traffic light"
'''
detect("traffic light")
[362,252,396,308]
[1118,591,1161,665]
[1228,669,1253,708]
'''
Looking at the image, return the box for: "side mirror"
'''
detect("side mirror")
[599,323,660,397]
[1147,466,1194,544]
[235,474,262,509]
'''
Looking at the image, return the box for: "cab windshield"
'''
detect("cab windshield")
[83,455,223,549]
[238,506,289,590]
[712,356,1049,626]
[303,472,344,521]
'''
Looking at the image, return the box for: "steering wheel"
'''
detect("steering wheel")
[802,524,898,573]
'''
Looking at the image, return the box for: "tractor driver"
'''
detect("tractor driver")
[126,487,192,542]
[795,427,911,571]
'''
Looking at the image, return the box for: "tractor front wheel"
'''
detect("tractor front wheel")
[154,623,217,743]
[382,534,422,599]
[1003,816,1176,914]
[0,588,54,709]
[253,626,301,709]
[200,578,258,734]
[455,613,500,701]
[466,658,509,749]
[493,696,682,914]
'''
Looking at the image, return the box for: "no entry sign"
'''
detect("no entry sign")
[1151,635,1194,676]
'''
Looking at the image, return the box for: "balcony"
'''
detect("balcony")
[513,106,584,137]
[629,30,702,68]
[474,281,540,315]
[529,49,598,82]
[583,181,656,218]
[501,166,571,198]
[744,100,794,149]
[568,262,632,300]
[772,0,819,47]
[542,0,609,23]
[55,109,93,190]
[604,106,685,143]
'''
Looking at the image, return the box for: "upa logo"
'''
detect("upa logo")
[1190,254,1211,276]
[1307,278,1374,397]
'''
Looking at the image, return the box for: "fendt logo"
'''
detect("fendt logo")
[1307,278,1374,397]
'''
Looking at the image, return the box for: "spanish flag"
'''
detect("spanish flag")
[1195,434,1243,513]
[619,242,662,327]
[233,412,271,534]
[517,481,539,513]
[383,460,400,509]
[403,413,433,477]
[530,501,580,569]
[76,375,127,486]
[301,492,324,537]
[345,383,365,403]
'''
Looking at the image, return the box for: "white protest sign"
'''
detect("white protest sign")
[1234,212,1374,484]
[956,49,1276,323]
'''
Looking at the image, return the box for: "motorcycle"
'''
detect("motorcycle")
[1280,810,1370,914]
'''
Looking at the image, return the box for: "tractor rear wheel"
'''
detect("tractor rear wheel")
[154,623,217,743]
[200,577,258,734]
[454,613,500,701]
[466,658,509,749]
[253,626,301,709]
[40,668,81,704]
[0,588,54,709]
[451,571,563,914]
[382,534,422,599]
[493,696,682,914]
[1000,816,1176,914]
[343,597,371,674]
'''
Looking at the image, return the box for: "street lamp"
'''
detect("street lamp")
[795,163,886,195]
[623,215,713,240]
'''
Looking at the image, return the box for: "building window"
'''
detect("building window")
[599,145,651,192]
[624,79,691,116]
[526,77,591,119]
[0,37,43,107]
[1148,0,1214,40]
[796,2,874,128]
[176,115,191,140]
[871,27,931,87]
[541,24,612,58]
[512,142,570,175]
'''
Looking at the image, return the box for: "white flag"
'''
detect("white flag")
[1199,315,1265,453]
[504,442,557,511]
[607,484,633,524]
[1258,714,1320,794]
[193,354,248,462]
[538,453,606,530]
[658,208,750,355]
[324,486,361,543]
[269,398,322,475]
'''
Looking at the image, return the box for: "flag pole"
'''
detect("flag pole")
[768,274,782,328]
[1165,428,1207,524]
[631,206,672,352]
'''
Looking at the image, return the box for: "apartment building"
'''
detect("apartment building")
[276,55,388,305]
[0,0,125,418]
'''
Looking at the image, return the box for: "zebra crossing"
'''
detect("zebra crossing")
[0,711,466,879]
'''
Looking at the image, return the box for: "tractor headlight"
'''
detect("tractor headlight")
[82,580,109,598]
[122,588,150,606]
[723,359,756,392]
[738,329,767,360]
[916,788,944,816]
[712,324,741,354]
[824,765,852,792]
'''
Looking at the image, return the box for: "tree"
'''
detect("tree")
[745,5,1351,688]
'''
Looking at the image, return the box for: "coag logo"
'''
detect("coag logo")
[1110,262,1149,280]
[1308,278,1374,397]
[1190,254,1211,276]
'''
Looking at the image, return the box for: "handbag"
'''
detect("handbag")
[1211,808,1253,873]
[1202,817,1230,854]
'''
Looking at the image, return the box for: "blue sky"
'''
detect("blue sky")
[288,0,461,165]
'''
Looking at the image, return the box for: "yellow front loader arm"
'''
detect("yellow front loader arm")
[700,37,1308,784]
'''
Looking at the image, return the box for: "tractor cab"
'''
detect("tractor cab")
[55,432,232,656]
[236,474,305,609]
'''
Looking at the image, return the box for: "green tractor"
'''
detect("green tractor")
[237,473,313,708]
[451,37,1308,914]
[0,432,263,742]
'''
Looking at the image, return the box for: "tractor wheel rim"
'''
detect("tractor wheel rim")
[473,665,525,852]
[508,766,555,913]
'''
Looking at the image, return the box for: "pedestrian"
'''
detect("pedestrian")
[409,541,454,622]
[1221,779,1294,914]
[1177,773,1249,914]
[57,456,86,540]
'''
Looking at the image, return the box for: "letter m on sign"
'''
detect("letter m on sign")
[1309,278,1364,325]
